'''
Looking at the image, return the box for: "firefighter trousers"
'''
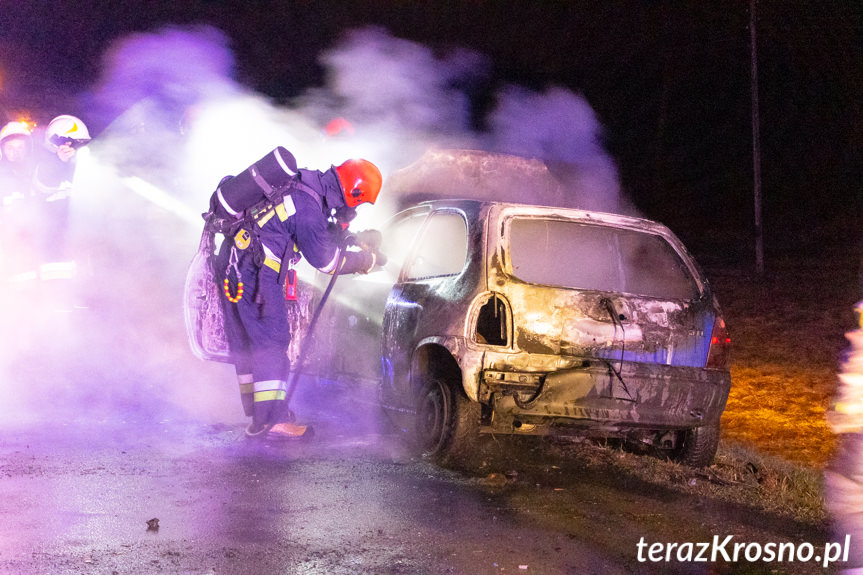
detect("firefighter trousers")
[216,243,291,427]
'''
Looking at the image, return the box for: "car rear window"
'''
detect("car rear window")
[508,218,699,300]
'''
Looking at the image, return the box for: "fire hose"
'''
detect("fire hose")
[280,257,342,416]
[279,231,383,423]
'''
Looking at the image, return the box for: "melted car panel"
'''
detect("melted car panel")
[493,209,714,368]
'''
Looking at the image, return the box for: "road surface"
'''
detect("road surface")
[0,373,834,575]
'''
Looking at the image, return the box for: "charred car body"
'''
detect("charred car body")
[377,197,731,468]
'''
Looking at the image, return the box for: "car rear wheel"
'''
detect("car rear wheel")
[672,420,720,468]
[415,376,481,466]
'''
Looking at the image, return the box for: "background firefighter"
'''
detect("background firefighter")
[826,301,863,572]
[0,116,90,284]
[208,150,385,440]
[0,121,35,200]
[0,121,37,281]
[31,115,91,276]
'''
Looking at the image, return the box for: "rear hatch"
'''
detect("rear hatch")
[497,212,717,368]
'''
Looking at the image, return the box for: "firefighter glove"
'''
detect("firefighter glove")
[372,249,387,268]
[360,248,387,273]
[352,229,383,252]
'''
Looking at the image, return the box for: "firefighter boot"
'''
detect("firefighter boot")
[245,392,284,437]
[244,421,310,439]
[236,373,254,417]
[268,408,309,439]
[244,421,269,438]
[240,392,254,417]
[266,422,311,440]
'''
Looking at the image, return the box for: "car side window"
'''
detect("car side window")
[381,213,428,274]
[404,212,468,281]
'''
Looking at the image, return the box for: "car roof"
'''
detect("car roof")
[408,198,676,236]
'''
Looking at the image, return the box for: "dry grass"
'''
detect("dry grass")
[705,252,859,469]
[710,441,826,522]
[723,366,836,466]
[542,436,827,524]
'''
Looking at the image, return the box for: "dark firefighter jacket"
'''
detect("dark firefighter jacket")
[249,166,375,278]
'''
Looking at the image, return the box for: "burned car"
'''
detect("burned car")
[376,198,731,468]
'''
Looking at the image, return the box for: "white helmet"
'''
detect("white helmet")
[0,121,33,161]
[0,121,32,144]
[45,115,91,150]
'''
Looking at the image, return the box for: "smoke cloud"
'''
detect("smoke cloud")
[0,24,630,431]
[314,27,481,138]
[488,85,630,213]
[91,25,236,122]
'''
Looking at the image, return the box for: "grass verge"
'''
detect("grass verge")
[545,437,827,526]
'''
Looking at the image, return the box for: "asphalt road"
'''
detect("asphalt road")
[0,278,836,575]
[0,369,836,575]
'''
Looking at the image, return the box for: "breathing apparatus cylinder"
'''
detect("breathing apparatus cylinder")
[211,147,298,219]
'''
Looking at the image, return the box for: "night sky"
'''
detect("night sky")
[1,1,861,266]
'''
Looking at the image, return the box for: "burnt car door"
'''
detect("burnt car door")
[378,207,430,403]
[380,206,473,407]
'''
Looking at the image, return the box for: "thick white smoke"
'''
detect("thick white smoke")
[487,85,630,213]
[92,25,236,120]
[1,24,630,429]
[316,27,480,137]
[302,27,633,219]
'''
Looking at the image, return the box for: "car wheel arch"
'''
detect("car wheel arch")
[409,336,483,403]
[410,341,462,394]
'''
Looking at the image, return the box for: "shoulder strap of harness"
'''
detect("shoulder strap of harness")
[289,179,324,212]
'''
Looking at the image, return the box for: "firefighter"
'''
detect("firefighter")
[31,115,91,277]
[0,121,37,280]
[211,152,385,440]
[34,114,90,196]
[826,301,863,571]
[0,121,35,203]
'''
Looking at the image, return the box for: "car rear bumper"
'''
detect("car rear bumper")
[483,361,731,432]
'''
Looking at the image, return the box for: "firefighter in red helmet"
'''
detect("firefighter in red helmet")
[207,149,385,440]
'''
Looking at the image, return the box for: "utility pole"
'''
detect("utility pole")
[750,0,764,276]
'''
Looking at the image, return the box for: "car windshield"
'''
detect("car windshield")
[508,217,700,300]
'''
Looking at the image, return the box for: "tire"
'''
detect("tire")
[672,420,720,468]
[415,376,481,467]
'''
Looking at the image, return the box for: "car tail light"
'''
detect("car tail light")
[706,316,731,369]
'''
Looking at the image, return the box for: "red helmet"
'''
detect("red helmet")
[336,159,382,207]
[324,117,355,138]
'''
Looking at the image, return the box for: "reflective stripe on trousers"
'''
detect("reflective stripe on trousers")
[252,379,288,427]
[253,379,287,402]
